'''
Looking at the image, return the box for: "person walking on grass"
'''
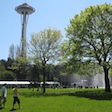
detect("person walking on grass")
[11,85,22,110]
[1,83,7,108]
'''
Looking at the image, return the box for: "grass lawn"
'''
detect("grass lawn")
[0,88,112,112]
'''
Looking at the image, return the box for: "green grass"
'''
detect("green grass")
[1,88,112,112]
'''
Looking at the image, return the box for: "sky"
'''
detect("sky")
[0,0,112,60]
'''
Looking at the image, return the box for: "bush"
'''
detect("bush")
[0,70,16,80]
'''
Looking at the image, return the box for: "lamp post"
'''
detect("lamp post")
[15,3,35,57]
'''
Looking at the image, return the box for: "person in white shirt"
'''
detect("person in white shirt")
[1,83,7,108]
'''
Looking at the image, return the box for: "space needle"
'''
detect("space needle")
[15,3,35,57]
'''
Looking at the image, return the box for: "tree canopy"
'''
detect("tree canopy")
[29,28,63,92]
[66,3,112,92]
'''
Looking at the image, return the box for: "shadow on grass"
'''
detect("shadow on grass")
[21,92,69,98]
[21,89,112,100]
[69,89,112,100]
[10,108,23,111]
[10,109,17,111]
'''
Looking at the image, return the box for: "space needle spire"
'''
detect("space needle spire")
[15,3,35,57]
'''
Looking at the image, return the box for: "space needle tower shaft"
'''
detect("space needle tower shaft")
[15,3,35,57]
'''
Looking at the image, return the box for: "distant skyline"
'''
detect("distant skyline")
[0,0,112,60]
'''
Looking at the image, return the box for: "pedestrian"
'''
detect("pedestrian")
[11,85,21,110]
[1,83,7,108]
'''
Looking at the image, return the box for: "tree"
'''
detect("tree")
[0,61,5,72]
[0,71,16,80]
[9,44,21,60]
[29,28,63,93]
[9,44,15,60]
[66,3,112,92]
[10,56,30,80]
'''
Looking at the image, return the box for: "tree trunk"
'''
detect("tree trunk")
[43,66,46,93]
[103,66,111,92]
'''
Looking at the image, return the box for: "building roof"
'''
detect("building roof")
[0,81,30,85]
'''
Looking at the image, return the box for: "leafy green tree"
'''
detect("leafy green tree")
[10,56,30,80]
[30,64,41,81]
[0,70,16,80]
[0,61,5,72]
[29,28,63,93]
[66,3,112,92]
